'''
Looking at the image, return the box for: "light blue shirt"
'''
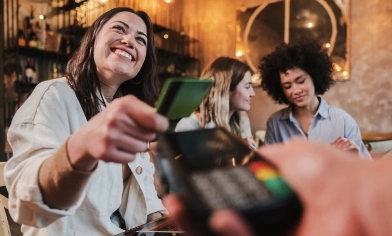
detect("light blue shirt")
[264,97,371,159]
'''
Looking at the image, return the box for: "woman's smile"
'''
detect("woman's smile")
[113,48,135,61]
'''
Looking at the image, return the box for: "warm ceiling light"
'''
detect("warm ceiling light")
[333,63,342,71]
[325,43,331,48]
[235,50,243,57]
[165,0,172,3]
[39,14,45,20]
[163,34,169,39]
[251,73,261,85]
[307,22,313,28]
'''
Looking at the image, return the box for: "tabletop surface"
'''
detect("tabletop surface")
[362,132,392,142]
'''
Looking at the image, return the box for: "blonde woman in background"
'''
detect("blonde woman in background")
[175,57,257,150]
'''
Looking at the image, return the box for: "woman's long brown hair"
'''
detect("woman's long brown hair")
[66,7,159,120]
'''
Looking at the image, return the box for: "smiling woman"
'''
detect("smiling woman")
[5,7,168,236]
[259,41,371,159]
[67,7,159,119]
[175,57,257,150]
[93,11,148,101]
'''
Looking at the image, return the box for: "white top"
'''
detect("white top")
[175,112,253,138]
[5,78,167,236]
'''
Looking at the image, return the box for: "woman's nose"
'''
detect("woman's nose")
[250,87,256,96]
[293,84,302,94]
[121,35,134,47]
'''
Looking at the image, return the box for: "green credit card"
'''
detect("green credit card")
[156,77,213,120]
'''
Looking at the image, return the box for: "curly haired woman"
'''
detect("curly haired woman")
[259,41,370,158]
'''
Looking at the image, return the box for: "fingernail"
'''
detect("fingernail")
[156,115,169,131]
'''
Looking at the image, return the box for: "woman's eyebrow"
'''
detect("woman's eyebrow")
[113,20,129,29]
[112,21,147,38]
[137,31,147,38]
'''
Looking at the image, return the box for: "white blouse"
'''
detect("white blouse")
[5,78,167,236]
[175,112,253,138]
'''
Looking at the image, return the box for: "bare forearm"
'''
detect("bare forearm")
[38,140,94,210]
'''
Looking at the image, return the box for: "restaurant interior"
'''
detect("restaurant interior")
[0,0,392,235]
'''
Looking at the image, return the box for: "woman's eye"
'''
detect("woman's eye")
[298,80,305,84]
[283,86,291,90]
[113,25,125,33]
[136,37,147,45]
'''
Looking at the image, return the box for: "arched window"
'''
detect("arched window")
[236,0,350,81]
